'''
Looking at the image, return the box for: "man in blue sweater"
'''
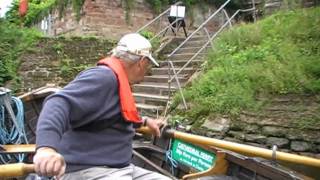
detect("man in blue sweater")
[33,33,170,180]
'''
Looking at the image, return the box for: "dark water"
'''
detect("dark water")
[280,161,320,179]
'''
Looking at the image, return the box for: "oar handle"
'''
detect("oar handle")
[0,163,35,177]
[136,126,153,134]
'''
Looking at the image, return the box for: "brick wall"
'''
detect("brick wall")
[49,0,154,39]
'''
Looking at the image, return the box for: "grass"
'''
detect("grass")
[172,7,320,123]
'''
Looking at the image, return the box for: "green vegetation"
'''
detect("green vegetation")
[59,58,91,79]
[50,36,115,82]
[0,19,115,90]
[0,20,41,89]
[172,7,320,122]
[6,0,85,26]
[139,30,161,52]
[123,0,134,24]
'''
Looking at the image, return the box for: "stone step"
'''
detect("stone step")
[183,40,208,47]
[175,46,210,54]
[151,67,196,75]
[159,59,203,67]
[143,74,188,83]
[136,103,164,117]
[134,93,169,106]
[188,36,208,42]
[168,53,206,60]
[132,83,178,96]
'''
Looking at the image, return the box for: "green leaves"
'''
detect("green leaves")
[0,21,41,89]
[139,30,161,52]
[5,0,85,27]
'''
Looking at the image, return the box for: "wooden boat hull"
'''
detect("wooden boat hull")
[0,86,315,179]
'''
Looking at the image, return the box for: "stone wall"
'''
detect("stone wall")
[18,37,115,92]
[39,0,228,39]
[195,94,320,158]
[264,0,318,14]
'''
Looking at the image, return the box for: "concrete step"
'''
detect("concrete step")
[143,74,188,83]
[133,83,178,96]
[136,103,164,117]
[168,53,206,60]
[151,67,196,75]
[134,93,169,106]
[159,60,203,67]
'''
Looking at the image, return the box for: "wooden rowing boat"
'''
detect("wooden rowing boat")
[0,86,318,179]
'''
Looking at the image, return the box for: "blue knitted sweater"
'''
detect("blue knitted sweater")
[36,66,135,172]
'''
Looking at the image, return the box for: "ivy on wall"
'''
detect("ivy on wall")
[5,0,85,27]
[5,0,249,27]
[123,0,134,24]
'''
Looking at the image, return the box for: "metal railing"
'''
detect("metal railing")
[136,1,183,41]
[163,0,256,115]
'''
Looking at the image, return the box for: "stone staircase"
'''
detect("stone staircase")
[133,36,209,117]
[133,0,254,117]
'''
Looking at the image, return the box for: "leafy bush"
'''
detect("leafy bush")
[0,21,41,89]
[5,0,85,27]
[173,7,320,120]
[139,30,161,52]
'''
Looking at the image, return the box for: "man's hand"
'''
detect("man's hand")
[144,117,165,137]
[33,147,66,179]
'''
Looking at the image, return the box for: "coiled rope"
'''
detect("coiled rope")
[0,94,28,163]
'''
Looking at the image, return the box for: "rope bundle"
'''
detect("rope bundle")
[0,93,28,163]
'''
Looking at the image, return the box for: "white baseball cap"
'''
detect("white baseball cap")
[114,33,159,67]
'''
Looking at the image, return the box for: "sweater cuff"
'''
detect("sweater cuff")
[36,130,61,151]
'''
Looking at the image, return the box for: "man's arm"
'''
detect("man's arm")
[34,67,118,178]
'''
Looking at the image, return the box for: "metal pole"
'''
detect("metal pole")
[168,61,187,109]
[168,0,232,58]
[136,1,183,33]
[252,0,257,22]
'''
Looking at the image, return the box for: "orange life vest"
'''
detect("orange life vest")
[97,57,142,124]
[19,0,28,17]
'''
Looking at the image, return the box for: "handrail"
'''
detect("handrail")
[150,17,183,42]
[164,0,256,112]
[164,0,232,111]
[167,0,232,58]
[168,61,187,109]
[168,8,255,82]
[136,1,183,33]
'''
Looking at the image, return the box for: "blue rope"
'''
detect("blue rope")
[0,96,27,163]
[166,150,178,175]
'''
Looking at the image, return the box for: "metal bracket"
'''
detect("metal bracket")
[271,145,278,165]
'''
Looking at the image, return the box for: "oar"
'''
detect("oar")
[0,163,34,177]
[0,127,153,177]
[1,127,320,178]
[0,144,36,177]
[163,128,320,168]
[0,144,36,154]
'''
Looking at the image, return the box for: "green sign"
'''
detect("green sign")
[171,139,216,171]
